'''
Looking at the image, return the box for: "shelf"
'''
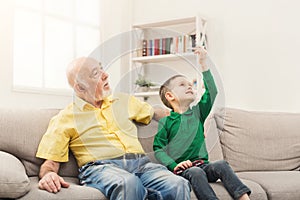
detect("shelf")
[131,15,206,101]
[133,17,197,29]
[134,91,159,97]
[132,53,195,63]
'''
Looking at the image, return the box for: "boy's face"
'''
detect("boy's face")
[168,76,196,104]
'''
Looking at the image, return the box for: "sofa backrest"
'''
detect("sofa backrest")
[214,107,300,172]
[0,108,79,177]
[0,107,224,178]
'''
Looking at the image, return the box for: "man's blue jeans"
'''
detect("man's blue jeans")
[78,155,190,200]
[181,160,251,200]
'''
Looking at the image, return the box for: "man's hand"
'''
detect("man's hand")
[38,171,70,193]
[38,160,69,193]
[173,160,193,174]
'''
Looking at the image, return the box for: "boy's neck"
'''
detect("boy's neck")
[172,103,190,114]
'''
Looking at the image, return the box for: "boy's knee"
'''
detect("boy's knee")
[185,166,206,178]
[215,160,230,169]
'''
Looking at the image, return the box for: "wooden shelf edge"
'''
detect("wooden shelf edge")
[132,53,195,63]
[134,91,159,97]
[133,17,196,28]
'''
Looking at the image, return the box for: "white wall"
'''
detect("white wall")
[0,0,71,109]
[0,0,131,109]
[2,0,300,112]
[132,0,300,112]
[99,0,132,94]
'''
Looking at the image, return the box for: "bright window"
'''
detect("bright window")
[13,0,101,94]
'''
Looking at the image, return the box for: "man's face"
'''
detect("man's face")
[77,59,111,101]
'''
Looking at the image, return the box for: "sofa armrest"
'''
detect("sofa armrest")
[0,151,30,198]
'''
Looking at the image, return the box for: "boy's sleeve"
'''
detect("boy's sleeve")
[153,118,178,171]
[198,70,218,123]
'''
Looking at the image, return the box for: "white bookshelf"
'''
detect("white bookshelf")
[131,53,196,63]
[131,15,207,100]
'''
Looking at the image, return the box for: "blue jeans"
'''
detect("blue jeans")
[78,156,190,200]
[181,160,251,200]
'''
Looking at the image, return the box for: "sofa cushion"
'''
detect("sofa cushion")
[210,179,267,200]
[204,113,224,162]
[0,151,30,198]
[238,171,300,200]
[215,107,300,172]
[0,108,79,177]
[18,177,106,200]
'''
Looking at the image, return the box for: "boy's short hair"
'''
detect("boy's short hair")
[159,74,186,109]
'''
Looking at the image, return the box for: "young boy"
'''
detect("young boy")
[153,47,251,200]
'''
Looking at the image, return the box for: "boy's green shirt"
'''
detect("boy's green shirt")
[153,70,218,171]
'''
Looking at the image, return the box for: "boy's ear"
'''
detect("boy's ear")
[165,91,174,101]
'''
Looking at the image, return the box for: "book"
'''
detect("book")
[165,37,172,54]
[142,39,147,56]
[159,38,163,55]
[154,38,160,55]
[162,38,166,54]
[148,39,153,56]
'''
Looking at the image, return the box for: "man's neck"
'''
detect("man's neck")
[93,100,103,108]
[79,95,103,109]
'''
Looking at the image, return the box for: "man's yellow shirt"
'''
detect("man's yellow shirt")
[36,93,154,167]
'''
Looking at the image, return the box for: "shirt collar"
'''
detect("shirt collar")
[169,107,193,119]
[73,95,115,111]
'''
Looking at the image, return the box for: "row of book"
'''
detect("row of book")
[141,34,205,56]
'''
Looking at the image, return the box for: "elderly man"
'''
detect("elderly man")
[36,57,190,200]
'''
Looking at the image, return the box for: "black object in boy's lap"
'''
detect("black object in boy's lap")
[174,160,204,175]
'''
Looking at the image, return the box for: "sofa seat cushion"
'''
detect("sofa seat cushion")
[21,177,266,200]
[0,151,30,198]
[19,177,106,200]
[238,171,300,200]
[205,179,267,200]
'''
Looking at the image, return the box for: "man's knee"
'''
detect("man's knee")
[119,173,142,188]
[162,175,191,199]
[113,174,146,199]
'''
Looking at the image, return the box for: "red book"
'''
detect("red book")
[162,38,166,54]
[154,39,160,55]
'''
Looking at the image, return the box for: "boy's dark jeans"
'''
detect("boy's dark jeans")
[181,160,251,200]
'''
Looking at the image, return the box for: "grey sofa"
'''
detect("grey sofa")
[0,107,300,199]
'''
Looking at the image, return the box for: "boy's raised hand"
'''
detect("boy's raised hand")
[194,46,208,72]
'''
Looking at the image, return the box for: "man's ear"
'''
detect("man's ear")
[74,83,85,93]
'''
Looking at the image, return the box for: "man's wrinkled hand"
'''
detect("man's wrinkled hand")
[38,172,70,193]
